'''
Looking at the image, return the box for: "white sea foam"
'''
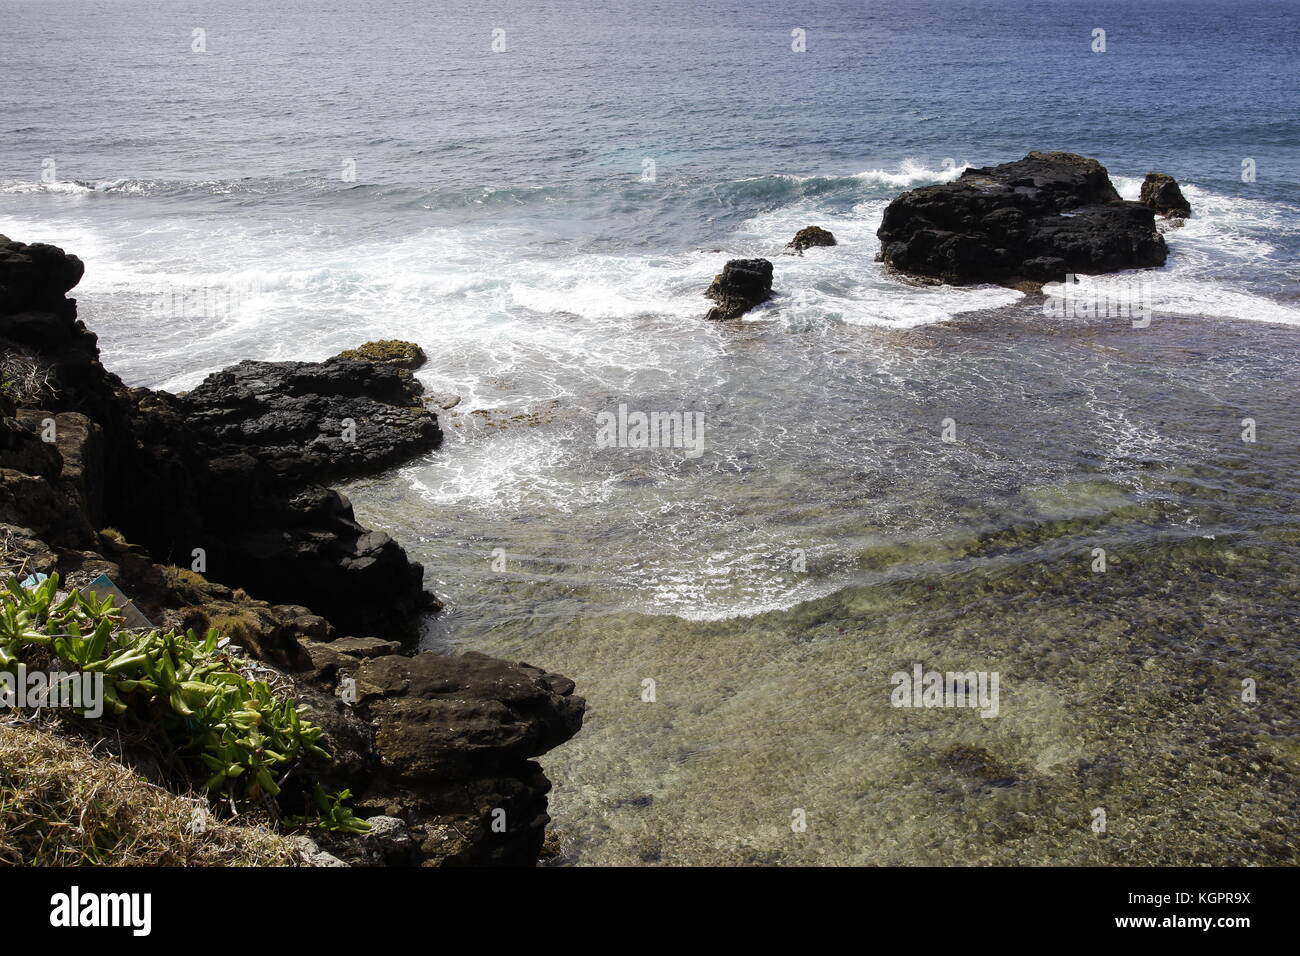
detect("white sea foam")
[745,159,970,189]
[0,178,163,195]
[730,191,1023,329]
[1135,183,1300,326]
[0,180,95,195]
[1112,175,1145,201]
[1149,278,1300,326]
[6,164,1298,621]
[1068,175,1300,326]
[402,429,615,515]
[851,158,970,187]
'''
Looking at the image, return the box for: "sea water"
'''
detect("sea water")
[2,0,1297,864]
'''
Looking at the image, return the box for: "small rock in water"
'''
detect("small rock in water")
[786,225,837,254]
[334,339,427,370]
[1139,172,1192,219]
[428,391,461,410]
[704,258,773,320]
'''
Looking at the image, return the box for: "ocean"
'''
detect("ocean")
[3,0,1297,864]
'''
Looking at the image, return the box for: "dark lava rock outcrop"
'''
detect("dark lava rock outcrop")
[183,357,441,481]
[0,238,85,312]
[1140,172,1192,219]
[0,518,586,866]
[704,258,774,320]
[316,649,586,865]
[0,235,438,640]
[876,151,1168,285]
[786,226,837,254]
[0,234,585,866]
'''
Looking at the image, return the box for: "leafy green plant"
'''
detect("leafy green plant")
[0,574,330,803]
[287,785,372,835]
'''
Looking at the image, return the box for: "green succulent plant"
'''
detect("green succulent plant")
[287,785,372,835]
[1,573,354,827]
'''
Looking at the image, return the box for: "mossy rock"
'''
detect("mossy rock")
[334,340,427,370]
[787,226,837,253]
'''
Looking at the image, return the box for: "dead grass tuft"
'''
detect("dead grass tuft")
[0,723,302,866]
[0,345,57,407]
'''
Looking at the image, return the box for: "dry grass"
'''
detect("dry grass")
[0,722,302,866]
[0,345,57,407]
[0,524,53,584]
[163,565,210,591]
[204,610,263,645]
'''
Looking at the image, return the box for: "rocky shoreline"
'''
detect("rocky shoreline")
[0,152,1191,866]
[0,234,584,866]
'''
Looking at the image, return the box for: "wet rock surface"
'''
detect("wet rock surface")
[1140,171,1192,218]
[333,339,427,370]
[183,358,442,481]
[876,151,1168,284]
[787,225,837,254]
[704,257,774,320]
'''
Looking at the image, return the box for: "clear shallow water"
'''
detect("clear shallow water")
[2,0,1297,864]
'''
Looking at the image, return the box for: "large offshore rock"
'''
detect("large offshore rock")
[876,151,1167,284]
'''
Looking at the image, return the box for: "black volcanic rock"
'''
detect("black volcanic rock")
[0,238,436,641]
[704,258,773,320]
[356,651,584,779]
[1140,172,1191,218]
[787,225,837,254]
[182,357,442,481]
[343,650,586,865]
[876,151,1168,285]
[0,236,85,313]
[0,236,586,865]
